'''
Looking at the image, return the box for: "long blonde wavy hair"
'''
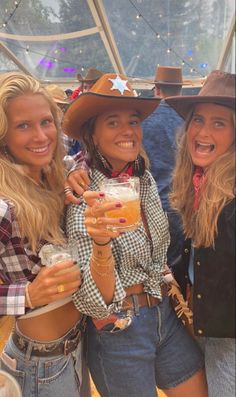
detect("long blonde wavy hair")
[0,72,66,252]
[170,109,235,248]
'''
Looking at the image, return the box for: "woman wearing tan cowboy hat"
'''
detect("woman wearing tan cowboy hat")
[64,73,208,397]
[166,70,235,397]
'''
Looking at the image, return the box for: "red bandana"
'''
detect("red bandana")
[192,167,205,210]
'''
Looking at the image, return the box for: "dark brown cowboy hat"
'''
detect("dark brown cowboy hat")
[165,70,235,119]
[154,66,183,86]
[63,73,161,139]
[81,68,104,82]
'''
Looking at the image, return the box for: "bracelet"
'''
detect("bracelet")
[91,254,113,265]
[91,256,114,269]
[93,239,111,246]
[91,262,114,277]
[25,282,35,309]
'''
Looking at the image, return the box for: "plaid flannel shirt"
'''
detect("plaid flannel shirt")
[0,199,43,316]
[66,168,170,319]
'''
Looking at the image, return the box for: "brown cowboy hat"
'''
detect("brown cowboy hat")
[45,84,69,104]
[165,70,235,119]
[63,73,161,139]
[81,68,104,82]
[154,66,183,85]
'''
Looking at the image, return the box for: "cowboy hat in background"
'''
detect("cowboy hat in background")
[165,70,235,119]
[81,68,104,83]
[154,66,183,86]
[63,73,161,139]
[45,84,70,105]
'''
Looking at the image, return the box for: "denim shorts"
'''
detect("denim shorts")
[0,323,90,397]
[86,296,204,397]
[198,337,235,397]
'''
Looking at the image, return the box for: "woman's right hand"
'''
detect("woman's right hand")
[83,191,126,244]
[27,260,81,308]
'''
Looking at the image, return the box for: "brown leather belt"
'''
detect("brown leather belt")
[12,318,85,357]
[122,283,168,311]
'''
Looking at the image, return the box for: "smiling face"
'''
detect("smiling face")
[187,103,235,169]
[92,108,142,171]
[5,94,57,182]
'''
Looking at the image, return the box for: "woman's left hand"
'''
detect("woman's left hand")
[83,191,126,243]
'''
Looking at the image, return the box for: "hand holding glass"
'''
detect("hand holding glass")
[99,176,141,232]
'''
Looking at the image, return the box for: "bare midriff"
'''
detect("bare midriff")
[17,301,81,341]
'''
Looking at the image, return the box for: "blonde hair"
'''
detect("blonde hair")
[0,72,66,252]
[170,110,235,248]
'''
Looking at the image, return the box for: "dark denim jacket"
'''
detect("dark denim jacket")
[173,199,235,338]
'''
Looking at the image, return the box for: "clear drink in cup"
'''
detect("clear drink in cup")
[99,176,141,232]
[39,242,79,282]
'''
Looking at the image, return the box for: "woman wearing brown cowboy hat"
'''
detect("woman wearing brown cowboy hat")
[64,73,208,397]
[166,70,235,397]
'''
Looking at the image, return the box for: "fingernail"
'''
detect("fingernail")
[99,192,105,197]
[119,218,126,223]
[115,202,122,208]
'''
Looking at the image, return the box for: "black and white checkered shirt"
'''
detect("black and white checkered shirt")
[66,169,170,319]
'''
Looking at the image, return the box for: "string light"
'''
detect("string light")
[128,0,205,77]
[0,0,22,30]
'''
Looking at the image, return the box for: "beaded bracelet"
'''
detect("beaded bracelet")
[93,239,111,246]
[25,281,35,309]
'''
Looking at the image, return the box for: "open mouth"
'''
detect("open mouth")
[195,141,215,153]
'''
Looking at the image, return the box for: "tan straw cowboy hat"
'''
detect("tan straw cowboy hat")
[154,66,183,86]
[165,70,235,119]
[63,73,161,139]
[45,84,69,104]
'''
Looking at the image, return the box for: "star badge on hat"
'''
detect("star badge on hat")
[108,75,131,95]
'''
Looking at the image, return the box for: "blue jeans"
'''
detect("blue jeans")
[198,337,235,397]
[87,297,204,397]
[0,325,90,397]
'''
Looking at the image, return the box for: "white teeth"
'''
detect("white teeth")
[117,142,133,148]
[28,146,48,153]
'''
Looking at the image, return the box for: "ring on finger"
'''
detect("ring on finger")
[79,181,85,188]
[57,284,65,293]
[91,217,97,225]
[64,187,72,196]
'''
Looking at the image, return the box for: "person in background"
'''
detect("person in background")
[142,65,185,267]
[64,73,208,397]
[71,72,84,100]
[0,72,90,397]
[80,67,104,93]
[65,88,73,99]
[166,70,235,397]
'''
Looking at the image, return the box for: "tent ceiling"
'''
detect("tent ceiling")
[0,0,235,87]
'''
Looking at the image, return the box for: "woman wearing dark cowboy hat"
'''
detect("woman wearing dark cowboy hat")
[166,70,235,397]
[64,73,208,397]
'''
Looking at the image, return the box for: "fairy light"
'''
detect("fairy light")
[128,0,205,77]
[0,0,22,31]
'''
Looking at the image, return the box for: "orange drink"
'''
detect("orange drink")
[100,176,141,232]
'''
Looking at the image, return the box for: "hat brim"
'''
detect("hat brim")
[165,95,235,119]
[63,92,161,139]
[154,80,183,86]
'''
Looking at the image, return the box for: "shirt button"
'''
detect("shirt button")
[197,329,203,335]
[197,294,202,299]
[196,261,201,266]
[184,248,189,254]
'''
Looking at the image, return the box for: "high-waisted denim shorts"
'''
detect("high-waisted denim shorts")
[87,296,204,397]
